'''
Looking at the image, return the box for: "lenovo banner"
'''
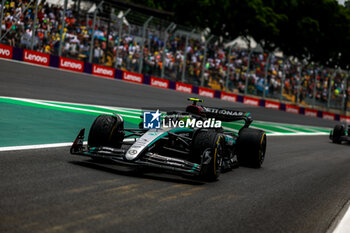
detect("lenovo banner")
[23,50,50,66]
[59,57,84,72]
[92,64,115,78]
[304,108,318,118]
[175,82,193,93]
[150,77,169,89]
[322,112,335,121]
[340,115,350,124]
[198,87,215,98]
[243,97,259,106]
[220,92,237,102]
[0,44,13,59]
[265,100,280,110]
[123,71,143,84]
[285,104,300,114]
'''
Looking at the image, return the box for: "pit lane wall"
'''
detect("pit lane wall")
[1,43,349,124]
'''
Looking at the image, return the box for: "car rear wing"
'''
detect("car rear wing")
[185,98,252,128]
[201,106,252,126]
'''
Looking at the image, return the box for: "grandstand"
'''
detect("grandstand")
[0,0,349,112]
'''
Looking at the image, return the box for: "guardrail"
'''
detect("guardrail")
[1,43,349,124]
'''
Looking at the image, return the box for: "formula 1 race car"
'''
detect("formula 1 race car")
[70,98,267,181]
[330,124,350,144]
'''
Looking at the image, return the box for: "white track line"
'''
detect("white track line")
[1,97,140,119]
[267,132,329,136]
[0,142,74,152]
[333,202,350,233]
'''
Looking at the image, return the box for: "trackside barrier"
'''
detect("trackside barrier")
[0,43,348,123]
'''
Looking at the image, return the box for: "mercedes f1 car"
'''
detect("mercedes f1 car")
[70,98,267,181]
[330,124,350,144]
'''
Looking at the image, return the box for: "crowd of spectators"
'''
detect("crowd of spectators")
[1,0,349,109]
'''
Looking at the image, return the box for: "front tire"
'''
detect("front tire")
[192,129,225,181]
[88,114,125,148]
[332,125,345,144]
[236,128,266,168]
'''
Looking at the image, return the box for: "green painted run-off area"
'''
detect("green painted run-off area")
[0,97,331,148]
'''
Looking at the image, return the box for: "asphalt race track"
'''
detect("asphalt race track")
[1,59,350,233]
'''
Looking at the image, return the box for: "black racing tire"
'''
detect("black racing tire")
[236,128,266,168]
[88,114,125,148]
[192,129,224,181]
[332,124,345,144]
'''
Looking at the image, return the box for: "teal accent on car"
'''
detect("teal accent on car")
[147,132,169,147]
[169,127,194,133]
[224,136,236,145]
[191,164,200,171]
[147,127,194,148]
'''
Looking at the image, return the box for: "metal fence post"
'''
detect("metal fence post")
[327,69,337,109]
[30,0,39,50]
[138,16,153,74]
[115,8,130,69]
[263,53,272,99]
[245,47,259,95]
[341,74,349,113]
[225,43,236,92]
[280,58,286,102]
[312,68,318,108]
[296,63,302,104]
[58,0,68,57]
[161,22,176,79]
[182,29,195,83]
[200,35,214,86]
[0,0,5,41]
[89,1,104,63]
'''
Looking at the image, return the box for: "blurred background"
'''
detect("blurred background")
[1,0,349,113]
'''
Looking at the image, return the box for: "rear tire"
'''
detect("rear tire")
[236,128,266,168]
[192,129,224,181]
[332,125,345,144]
[88,115,125,148]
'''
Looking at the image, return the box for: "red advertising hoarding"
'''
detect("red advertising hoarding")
[198,87,215,98]
[23,49,50,66]
[175,82,193,93]
[220,92,237,102]
[0,44,13,59]
[92,64,115,78]
[59,57,84,72]
[304,108,318,118]
[265,100,280,110]
[243,96,259,106]
[285,104,300,114]
[123,70,143,83]
[150,76,169,89]
[322,112,335,121]
[340,115,350,124]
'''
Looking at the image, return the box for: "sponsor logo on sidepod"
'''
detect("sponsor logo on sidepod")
[24,51,48,64]
[125,74,142,83]
[93,66,113,77]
